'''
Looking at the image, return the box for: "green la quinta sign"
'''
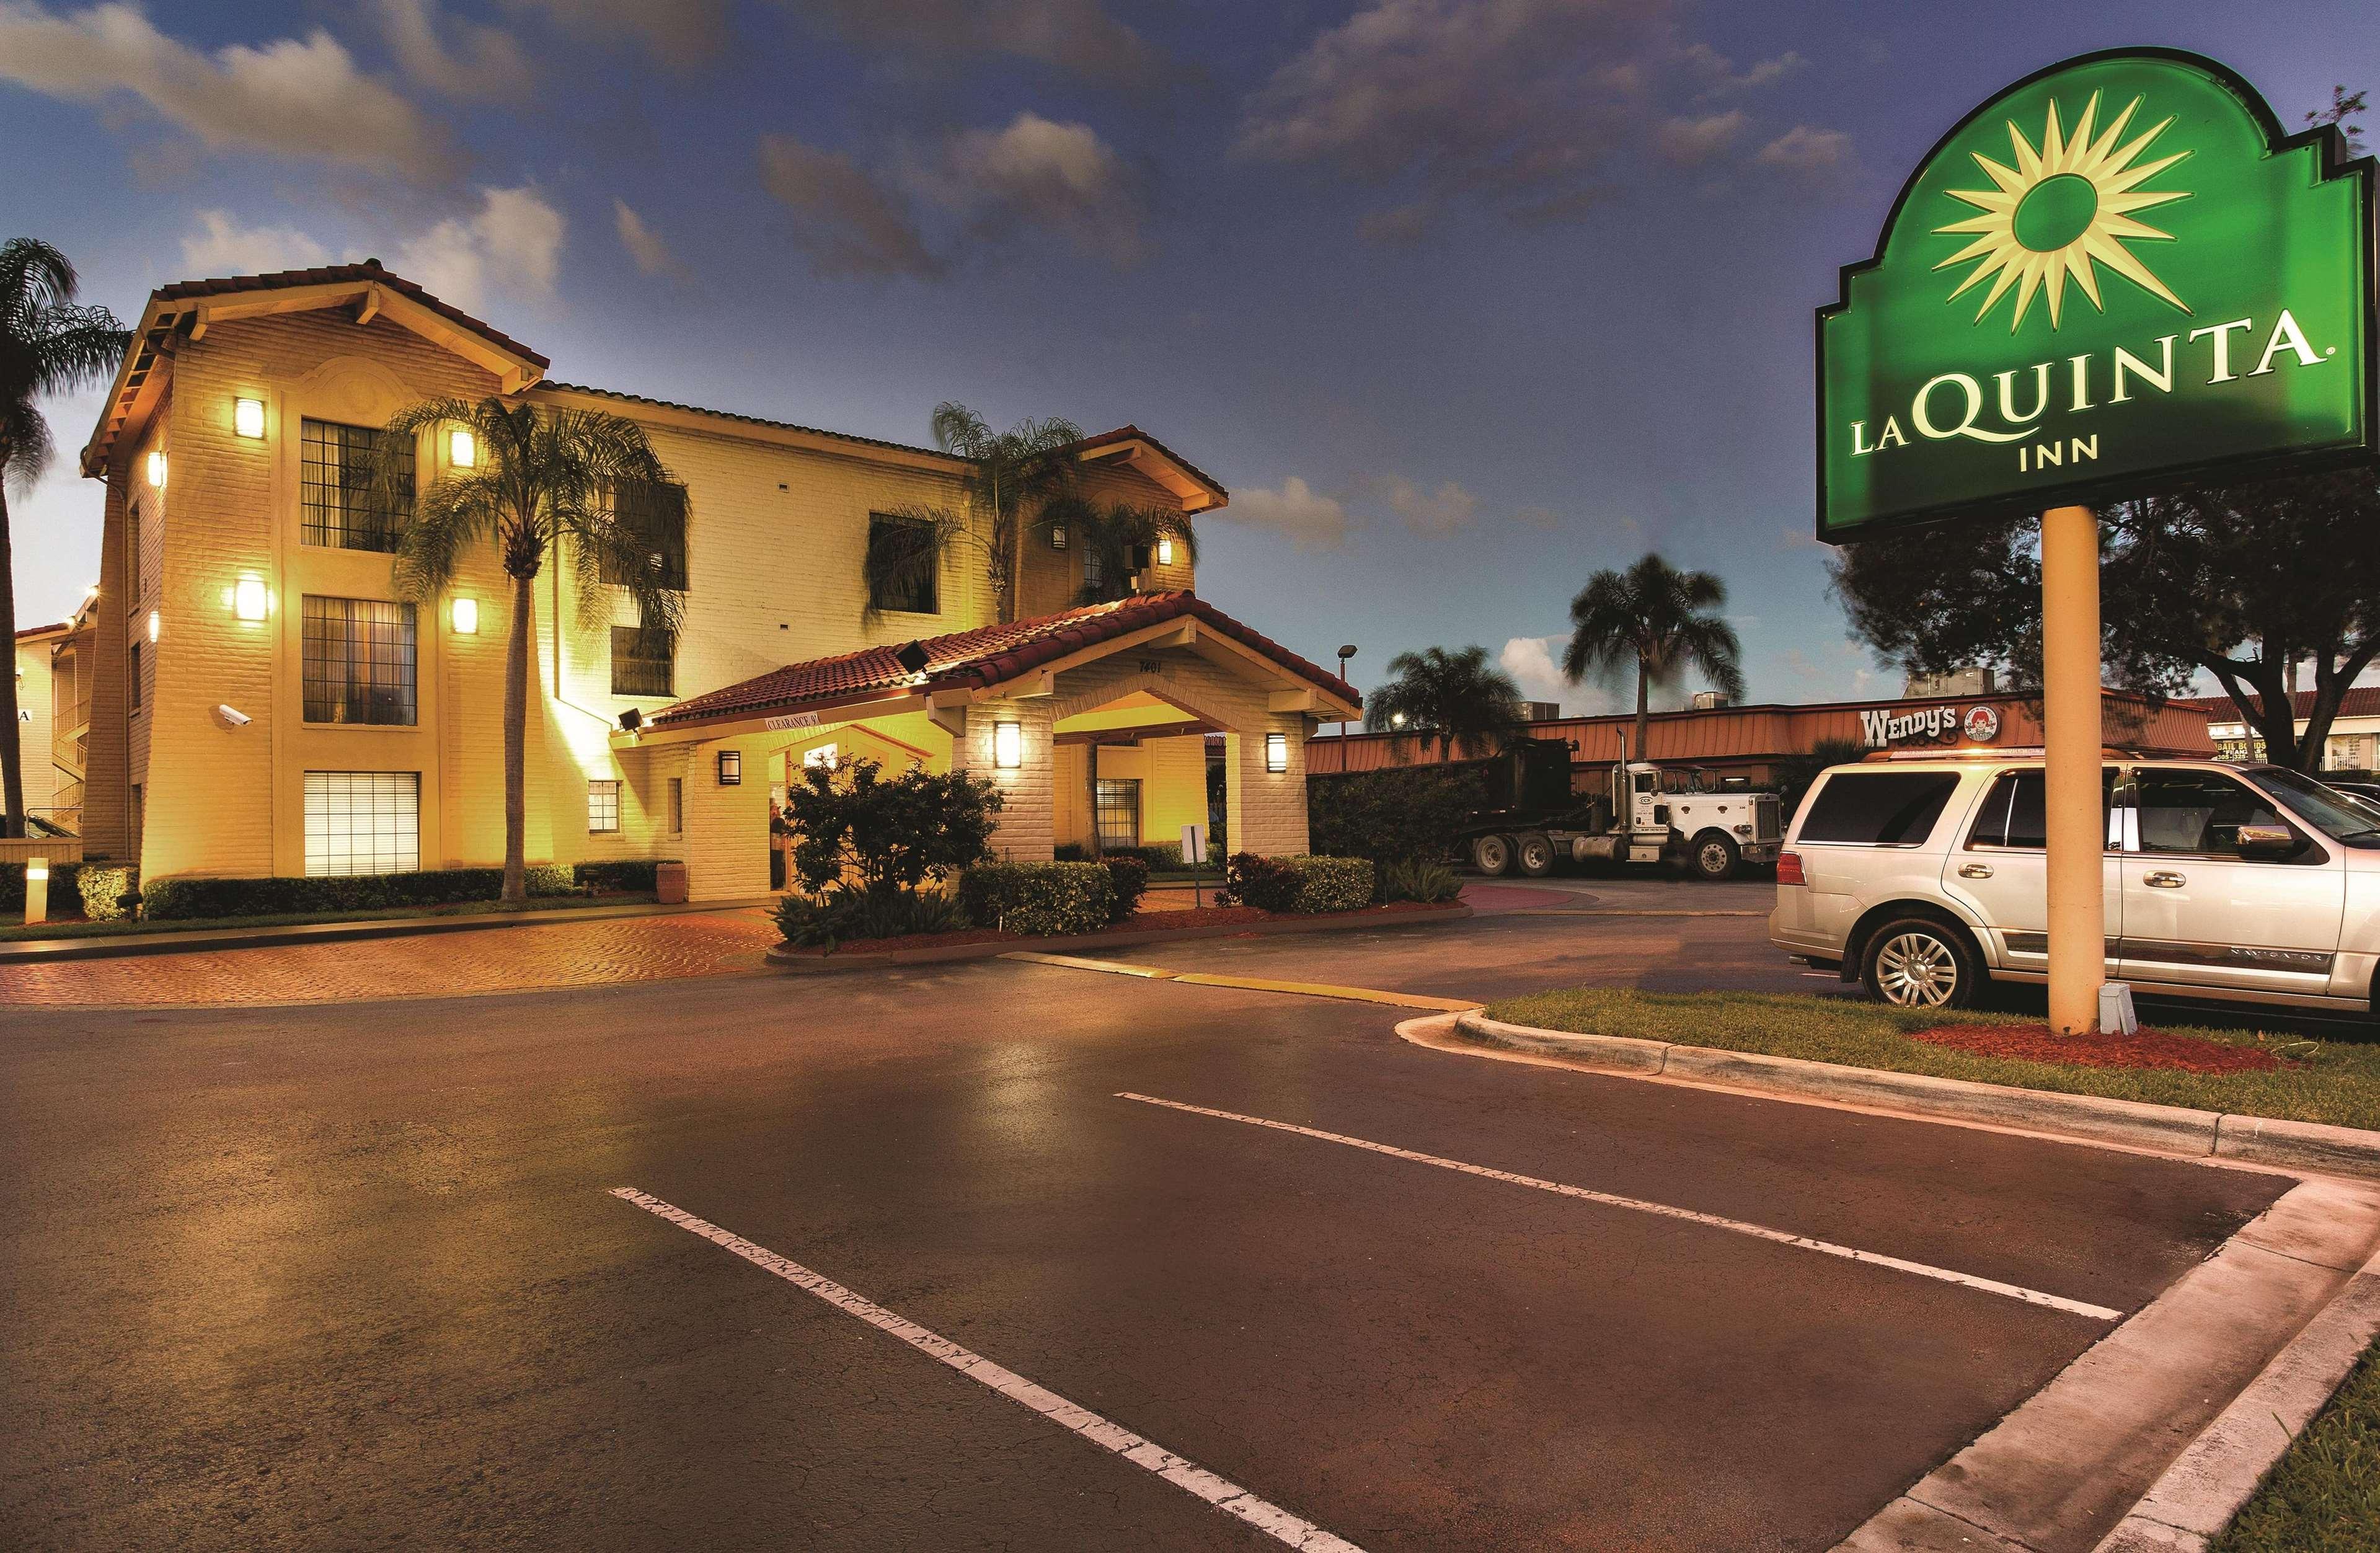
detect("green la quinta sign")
[1818,49,2376,540]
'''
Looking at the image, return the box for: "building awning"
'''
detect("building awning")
[627,591,1358,745]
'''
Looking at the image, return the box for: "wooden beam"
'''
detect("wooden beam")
[1267,688,1319,714]
[355,285,382,327]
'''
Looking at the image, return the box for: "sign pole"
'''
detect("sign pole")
[2040,503,2104,1035]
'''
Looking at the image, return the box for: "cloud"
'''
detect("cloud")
[1221,477,1353,552]
[1757,123,1856,179]
[781,0,1159,84]
[612,198,681,277]
[1355,472,1477,536]
[1656,109,1743,166]
[0,2,454,179]
[1514,505,1561,529]
[1679,43,1804,94]
[375,0,531,99]
[507,0,728,68]
[396,184,565,312]
[180,210,330,277]
[1499,634,1572,712]
[758,134,941,280]
[923,112,1146,267]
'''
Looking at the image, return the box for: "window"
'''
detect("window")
[599,480,689,590]
[301,420,414,551]
[2254,767,2380,849]
[2134,769,2294,857]
[128,639,141,712]
[1095,777,1141,850]
[668,777,684,836]
[1082,545,1105,592]
[866,515,939,614]
[1797,771,1960,846]
[304,771,420,876]
[1965,769,2117,849]
[126,500,143,604]
[610,625,675,697]
[302,596,417,725]
[588,779,621,833]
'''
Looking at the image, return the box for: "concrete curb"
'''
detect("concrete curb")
[764,903,1474,973]
[0,897,777,963]
[1453,1012,2380,1182]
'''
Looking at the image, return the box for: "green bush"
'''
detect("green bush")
[1102,856,1149,922]
[1218,853,1299,911]
[77,863,138,921]
[1288,856,1374,914]
[138,865,579,921]
[576,859,670,893]
[1307,765,1492,867]
[1055,842,1192,872]
[1378,857,1464,905]
[776,884,962,952]
[786,758,1001,895]
[958,861,1113,936]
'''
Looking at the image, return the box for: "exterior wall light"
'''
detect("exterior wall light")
[233,575,268,622]
[449,427,477,468]
[1048,524,1068,550]
[233,398,265,439]
[717,748,743,785]
[1157,537,1174,566]
[147,449,167,487]
[1265,730,1289,772]
[993,720,1023,770]
[147,609,160,644]
[452,596,478,634]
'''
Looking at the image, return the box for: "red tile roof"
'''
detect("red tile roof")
[1072,424,1229,502]
[14,621,69,641]
[537,382,957,464]
[650,591,1355,729]
[151,258,550,369]
[2172,688,2380,722]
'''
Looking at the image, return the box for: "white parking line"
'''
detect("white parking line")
[1115,1094,2123,1323]
[609,1187,1368,1553]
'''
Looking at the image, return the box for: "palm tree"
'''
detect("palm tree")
[0,240,127,838]
[376,396,688,903]
[1058,498,1198,604]
[1365,645,1526,759]
[863,402,1084,624]
[1562,552,1746,762]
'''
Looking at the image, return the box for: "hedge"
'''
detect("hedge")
[1218,854,1375,914]
[1053,842,1202,872]
[577,859,673,893]
[1307,765,1493,867]
[0,859,88,915]
[139,864,582,921]
[958,861,1113,937]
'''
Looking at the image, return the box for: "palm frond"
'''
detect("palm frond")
[391,470,506,600]
[1,397,53,493]
[26,309,130,396]
[0,238,77,321]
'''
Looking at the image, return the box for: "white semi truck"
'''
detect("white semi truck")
[1456,741,1784,881]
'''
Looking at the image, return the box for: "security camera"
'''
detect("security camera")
[214,704,252,728]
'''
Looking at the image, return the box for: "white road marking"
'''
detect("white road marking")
[1115,1094,2123,1323]
[609,1187,1368,1552]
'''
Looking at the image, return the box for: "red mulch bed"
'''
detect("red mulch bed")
[776,900,1450,958]
[1908,1023,2288,1074]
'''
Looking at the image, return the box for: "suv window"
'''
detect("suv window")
[1798,771,1961,846]
[2134,769,2298,858]
[1965,768,2117,849]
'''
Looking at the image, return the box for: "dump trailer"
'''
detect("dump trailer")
[1458,740,1782,881]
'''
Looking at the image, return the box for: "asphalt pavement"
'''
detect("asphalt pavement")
[0,905,2294,1551]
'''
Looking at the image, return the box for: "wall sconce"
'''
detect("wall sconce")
[451,596,478,634]
[147,449,167,487]
[147,609,160,643]
[1157,536,1174,566]
[1048,524,1068,550]
[993,720,1023,770]
[233,575,268,622]
[233,397,265,439]
[717,748,743,785]
[1265,731,1289,772]
[449,427,476,468]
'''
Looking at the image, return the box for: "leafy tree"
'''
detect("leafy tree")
[0,239,127,838]
[782,755,1001,895]
[1364,645,1526,758]
[864,402,1084,624]
[1562,553,1747,761]
[1826,471,2380,774]
[376,396,688,902]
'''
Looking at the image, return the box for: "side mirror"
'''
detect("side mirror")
[2234,823,2301,859]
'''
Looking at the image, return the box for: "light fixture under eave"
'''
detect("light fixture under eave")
[451,596,478,634]
[234,397,265,439]
[147,609,159,643]
[993,720,1023,770]
[234,576,268,622]
[1265,731,1289,772]
[449,427,476,468]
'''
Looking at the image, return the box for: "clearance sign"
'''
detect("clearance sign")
[1817,50,2375,539]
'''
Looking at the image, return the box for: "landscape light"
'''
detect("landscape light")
[147,449,167,487]
[1265,731,1288,772]
[451,596,478,634]
[449,428,476,467]
[233,398,265,439]
[993,720,1023,770]
[233,576,268,622]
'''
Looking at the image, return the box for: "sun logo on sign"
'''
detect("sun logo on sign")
[1934,91,2193,331]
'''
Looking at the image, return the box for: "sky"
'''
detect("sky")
[2,0,2373,716]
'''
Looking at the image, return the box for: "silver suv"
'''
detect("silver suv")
[1770,752,2380,1014]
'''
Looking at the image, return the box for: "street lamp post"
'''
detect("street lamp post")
[1336,645,1356,738]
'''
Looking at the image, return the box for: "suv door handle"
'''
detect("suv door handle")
[2144,870,2186,888]
[1958,863,1993,879]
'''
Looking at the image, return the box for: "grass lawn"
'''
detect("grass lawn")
[2210,1342,2380,1552]
[0,892,659,944]
[1479,988,2380,1133]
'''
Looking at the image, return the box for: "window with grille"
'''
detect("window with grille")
[610,625,675,696]
[304,771,420,876]
[1095,778,1141,850]
[302,596,417,725]
[588,779,621,833]
[866,515,939,614]
[599,480,689,590]
[301,420,414,551]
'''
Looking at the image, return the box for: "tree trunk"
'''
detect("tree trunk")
[502,570,533,903]
[0,482,22,840]
[1633,658,1651,767]
[1084,741,1102,859]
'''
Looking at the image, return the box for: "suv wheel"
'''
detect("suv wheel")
[1515,833,1557,877]
[1861,917,1978,1010]
[1691,833,1738,881]
[1471,833,1514,877]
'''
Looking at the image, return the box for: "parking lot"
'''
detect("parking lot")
[0,906,2315,1551]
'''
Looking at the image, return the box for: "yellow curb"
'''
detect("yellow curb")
[998,951,1479,1011]
[996,952,1179,979]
